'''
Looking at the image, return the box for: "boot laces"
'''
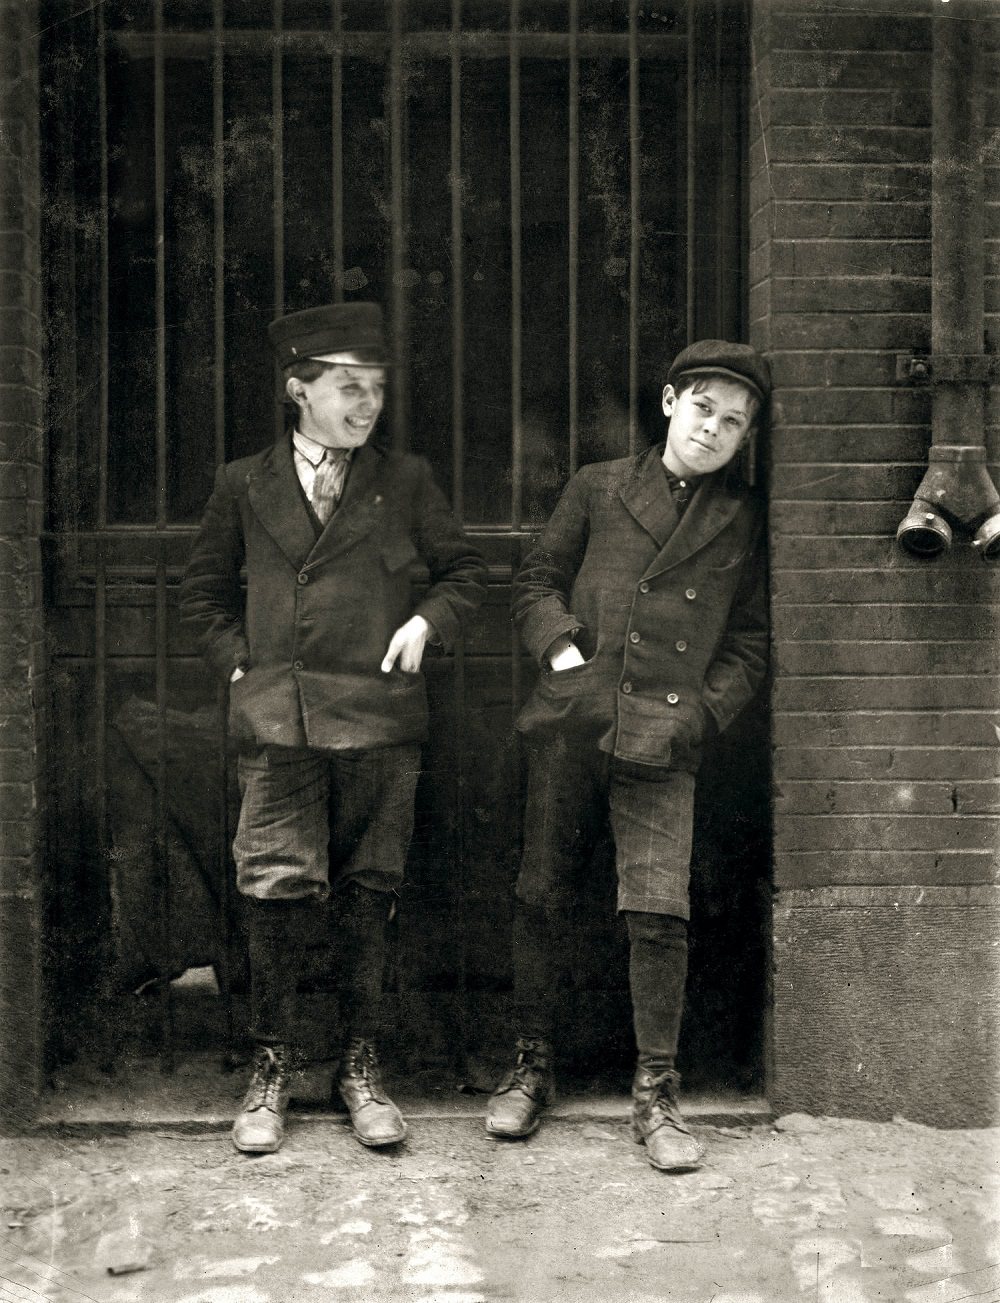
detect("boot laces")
[498,1039,549,1096]
[243,1045,287,1113]
[343,1040,387,1104]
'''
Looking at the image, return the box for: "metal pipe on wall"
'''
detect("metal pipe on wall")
[896,0,1000,560]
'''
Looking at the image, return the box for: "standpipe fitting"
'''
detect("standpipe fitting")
[896,445,1000,561]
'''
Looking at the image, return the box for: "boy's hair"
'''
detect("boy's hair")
[675,372,762,424]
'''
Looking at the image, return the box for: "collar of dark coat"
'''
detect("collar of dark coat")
[619,443,745,574]
[247,435,387,570]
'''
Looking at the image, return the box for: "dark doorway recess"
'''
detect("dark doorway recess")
[41,0,768,1098]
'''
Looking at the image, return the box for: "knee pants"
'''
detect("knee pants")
[233,744,421,901]
[517,736,695,919]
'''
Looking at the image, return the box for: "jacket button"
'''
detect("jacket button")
[676,639,688,652]
[297,572,309,585]
[638,581,650,594]
[621,681,633,694]
[293,660,304,671]
[667,692,679,704]
[629,631,641,643]
[685,588,696,600]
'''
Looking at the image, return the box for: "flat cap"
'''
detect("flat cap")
[267,302,389,369]
[667,339,771,405]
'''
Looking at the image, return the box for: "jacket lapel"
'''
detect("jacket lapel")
[247,436,318,570]
[307,440,384,563]
[643,472,743,579]
[618,445,743,578]
[618,446,679,551]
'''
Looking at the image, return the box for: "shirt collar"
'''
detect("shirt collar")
[292,428,354,467]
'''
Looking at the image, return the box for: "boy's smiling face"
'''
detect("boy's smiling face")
[661,376,757,479]
[286,358,387,449]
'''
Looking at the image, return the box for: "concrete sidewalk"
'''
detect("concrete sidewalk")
[3,1078,998,1303]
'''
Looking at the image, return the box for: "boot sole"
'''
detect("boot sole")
[232,1134,283,1154]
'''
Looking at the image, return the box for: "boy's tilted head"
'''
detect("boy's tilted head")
[660,340,771,480]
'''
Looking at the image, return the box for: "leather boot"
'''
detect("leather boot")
[485,1036,553,1139]
[336,1039,407,1147]
[232,1044,292,1154]
[630,1065,704,1172]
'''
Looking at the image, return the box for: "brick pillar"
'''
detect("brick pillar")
[0,0,44,1131]
[750,0,1000,1126]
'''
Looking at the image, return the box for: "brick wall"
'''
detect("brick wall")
[0,0,44,1131]
[751,0,1000,1125]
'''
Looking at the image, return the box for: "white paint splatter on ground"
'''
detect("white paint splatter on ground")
[401,1226,484,1287]
[174,1256,279,1280]
[303,1258,377,1289]
[174,1286,271,1303]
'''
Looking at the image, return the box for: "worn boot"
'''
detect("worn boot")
[630,1066,704,1172]
[336,1038,407,1147]
[485,1036,554,1139]
[232,1044,292,1154]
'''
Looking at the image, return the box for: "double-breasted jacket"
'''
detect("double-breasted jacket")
[179,435,487,752]
[513,443,768,772]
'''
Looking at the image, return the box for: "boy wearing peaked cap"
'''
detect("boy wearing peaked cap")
[180,303,486,1155]
[487,340,770,1172]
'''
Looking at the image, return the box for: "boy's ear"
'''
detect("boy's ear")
[661,384,677,417]
[285,376,305,408]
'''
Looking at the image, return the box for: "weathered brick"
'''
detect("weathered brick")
[783,239,929,277]
[773,202,930,240]
[773,567,1000,604]
[770,162,930,202]
[772,603,999,641]
[776,387,930,424]
[769,462,923,502]
[774,675,1000,712]
[774,780,961,816]
[773,814,1000,854]
[774,849,999,889]
[769,50,929,92]
[770,501,915,538]
[0,384,42,429]
[769,311,930,350]
[772,275,929,314]
[0,820,38,857]
[0,461,41,500]
[771,12,931,53]
[0,347,41,389]
[771,89,896,128]
[771,125,929,165]
[774,424,928,460]
[772,711,1000,750]
[774,746,1000,782]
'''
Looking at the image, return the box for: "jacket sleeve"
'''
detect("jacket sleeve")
[178,464,250,682]
[701,516,769,735]
[411,458,488,652]
[511,470,590,664]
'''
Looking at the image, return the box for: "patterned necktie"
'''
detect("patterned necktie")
[310,448,350,525]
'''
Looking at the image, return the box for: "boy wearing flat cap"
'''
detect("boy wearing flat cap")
[180,303,486,1154]
[487,340,770,1172]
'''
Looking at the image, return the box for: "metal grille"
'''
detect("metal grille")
[42,0,750,1074]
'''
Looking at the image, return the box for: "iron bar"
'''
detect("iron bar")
[389,0,408,450]
[97,3,109,532]
[155,549,174,1069]
[627,0,640,456]
[450,0,464,517]
[685,0,696,341]
[509,0,522,529]
[154,0,167,527]
[213,0,226,470]
[567,0,579,478]
[273,0,285,440]
[331,0,344,299]
[212,0,233,1049]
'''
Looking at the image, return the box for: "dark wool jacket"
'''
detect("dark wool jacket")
[179,435,487,752]
[513,443,768,771]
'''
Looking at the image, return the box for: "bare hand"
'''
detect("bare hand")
[381,616,430,674]
[548,638,586,672]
